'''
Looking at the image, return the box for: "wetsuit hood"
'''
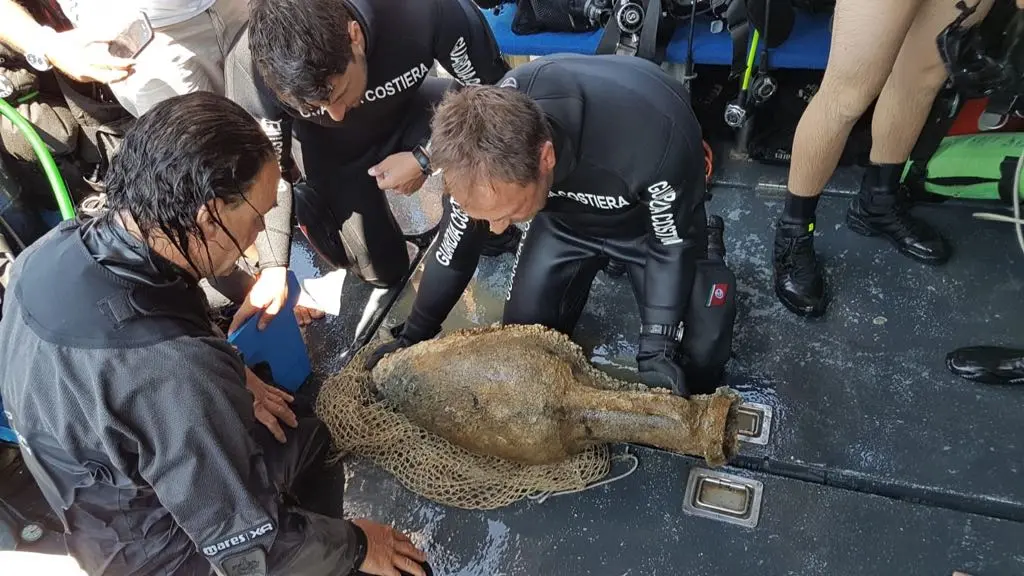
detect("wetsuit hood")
[11,217,211,349]
[343,0,377,59]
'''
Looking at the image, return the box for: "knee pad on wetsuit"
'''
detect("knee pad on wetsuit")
[293,182,350,269]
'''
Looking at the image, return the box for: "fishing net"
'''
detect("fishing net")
[314,340,612,510]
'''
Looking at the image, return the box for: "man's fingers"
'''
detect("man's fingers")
[266,401,298,428]
[395,539,427,563]
[258,299,283,331]
[375,174,393,191]
[89,68,133,84]
[393,554,426,576]
[92,52,137,70]
[229,304,260,335]
[265,386,294,403]
[256,407,287,443]
[295,306,312,326]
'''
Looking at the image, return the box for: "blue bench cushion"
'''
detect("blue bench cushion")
[483,7,832,70]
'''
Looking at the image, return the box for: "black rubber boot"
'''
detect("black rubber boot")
[480,226,522,257]
[845,163,950,265]
[773,220,826,317]
[946,346,1024,385]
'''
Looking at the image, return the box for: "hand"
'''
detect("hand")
[368,152,428,195]
[230,267,324,332]
[245,367,298,443]
[352,519,428,576]
[45,28,137,84]
[365,337,414,371]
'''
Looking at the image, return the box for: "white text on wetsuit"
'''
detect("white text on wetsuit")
[548,190,629,210]
[202,522,275,556]
[448,37,480,85]
[363,63,432,103]
[647,181,683,245]
[436,201,471,266]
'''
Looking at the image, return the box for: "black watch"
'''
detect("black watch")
[412,145,431,175]
[640,323,684,342]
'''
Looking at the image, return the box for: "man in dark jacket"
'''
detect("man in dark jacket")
[368,55,709,397]
[226,0,518,330]
[0,92,427,576]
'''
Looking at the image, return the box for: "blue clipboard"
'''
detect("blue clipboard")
[227,271,312,392]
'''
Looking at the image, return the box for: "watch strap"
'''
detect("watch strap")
[412,145,431,175]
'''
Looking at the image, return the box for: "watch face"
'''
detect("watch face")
[26,53,50,71]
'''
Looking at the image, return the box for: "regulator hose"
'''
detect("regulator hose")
[0,97,76,221]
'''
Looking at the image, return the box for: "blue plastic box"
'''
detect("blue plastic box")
[227,271,312,392]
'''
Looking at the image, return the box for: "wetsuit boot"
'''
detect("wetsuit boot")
[845,163,950,264]
[946,346,1024,385]
[773,216,826,317]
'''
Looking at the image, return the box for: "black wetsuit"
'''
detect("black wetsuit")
[398,55,708,390]
[225,0,508,287]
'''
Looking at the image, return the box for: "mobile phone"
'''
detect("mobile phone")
[108,12,154,59]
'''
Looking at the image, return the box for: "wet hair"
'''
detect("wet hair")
[103,91,274,276]
[249,0,356,112]
[431,85,552,200]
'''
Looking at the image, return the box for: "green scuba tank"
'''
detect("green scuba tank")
[903,132,1024,202]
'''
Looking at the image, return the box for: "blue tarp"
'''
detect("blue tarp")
[483,8,832,70]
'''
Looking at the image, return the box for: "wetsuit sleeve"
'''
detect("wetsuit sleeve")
[253,175,293,270]
[402,195,489,341]
[225,28,294,270]
[431,0,509,87]
[130,338,361,575]
[639,138,705,327]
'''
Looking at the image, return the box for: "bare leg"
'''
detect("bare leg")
[845,0,994,266]
[787,0,923,196]
[870,0,995,164]
[774,0,923,317]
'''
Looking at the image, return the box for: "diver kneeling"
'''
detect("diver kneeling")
[368,54,735,397]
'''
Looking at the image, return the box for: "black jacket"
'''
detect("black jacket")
[403,54,707,339]
[0,217,359,575]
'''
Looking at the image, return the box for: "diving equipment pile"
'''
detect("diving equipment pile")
[316,324,742,509]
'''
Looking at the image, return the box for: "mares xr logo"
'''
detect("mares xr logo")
[203,522,275,557]
[646,181,682,246]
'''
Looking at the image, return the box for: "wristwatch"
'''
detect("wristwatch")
[412,144,431,175]
[24,26,58,72]
[640,322,684,342]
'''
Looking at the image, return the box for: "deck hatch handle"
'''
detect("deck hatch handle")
[683,468,764,529]
[736,402,773,446]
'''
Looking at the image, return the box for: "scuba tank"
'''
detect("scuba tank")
[681,214,737,394]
